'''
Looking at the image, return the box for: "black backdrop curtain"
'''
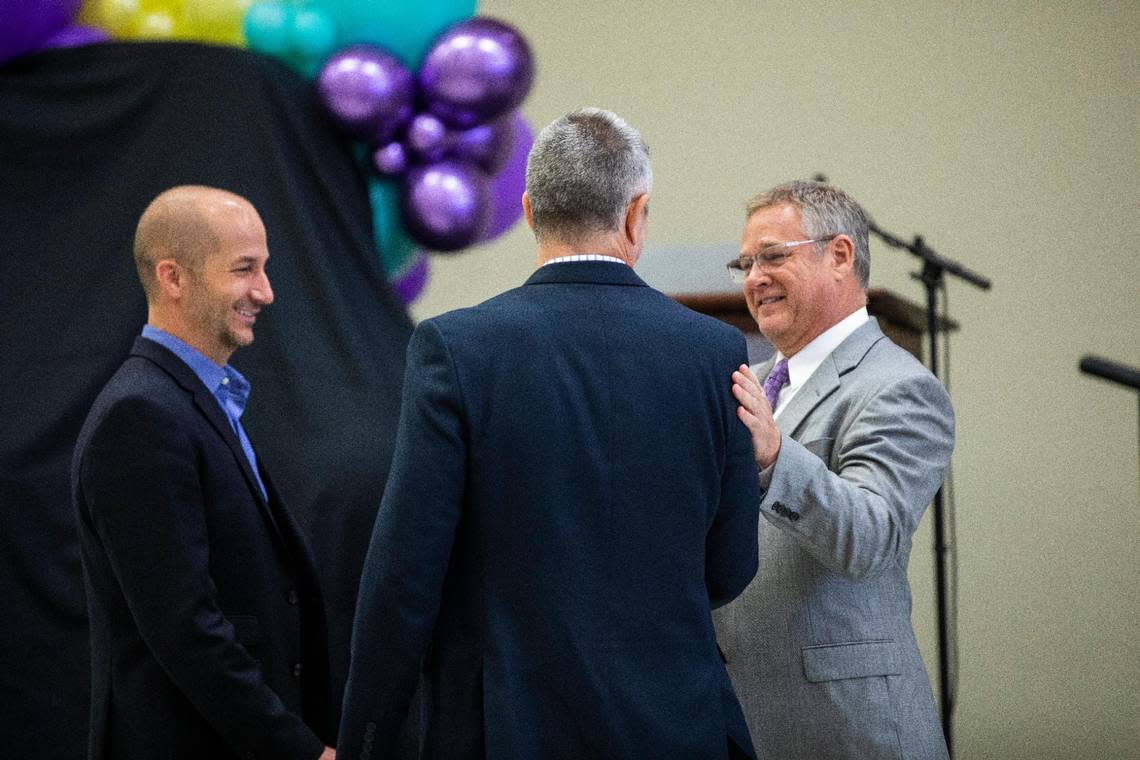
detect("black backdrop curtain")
[0,42,413,757]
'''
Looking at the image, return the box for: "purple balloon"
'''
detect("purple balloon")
[479,112,533,243]
[41,24,109,50]
[419,17,534,130]
[392,252,430,304]
[402,161,490,252]
[0,0,81,64]
[317,46,415,144]
[450,114,514,174]
[372,141,408,176]
[406,113,448,162]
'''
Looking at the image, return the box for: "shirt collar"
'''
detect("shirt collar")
[541,254,627,267]
[779,306,869,391]
[141,325,249,407]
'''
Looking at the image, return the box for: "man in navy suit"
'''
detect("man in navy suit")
[338,109,760,758]
[73,186,335,759]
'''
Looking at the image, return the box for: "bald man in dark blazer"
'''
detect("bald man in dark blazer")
[73,187,334,759]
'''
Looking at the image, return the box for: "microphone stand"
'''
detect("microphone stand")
[867,218,991,758]
[1078,357,1140,499]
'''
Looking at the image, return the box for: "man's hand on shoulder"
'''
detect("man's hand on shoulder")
[318,746,335,760]
[732,365,781,469]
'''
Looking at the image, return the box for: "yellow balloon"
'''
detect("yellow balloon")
[132,10,179,39]
[82,0,142,37]
[181,0,253,45]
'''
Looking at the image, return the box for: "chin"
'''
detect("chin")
[225,330,254,349]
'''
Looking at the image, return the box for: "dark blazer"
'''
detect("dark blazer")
[339,262,761,759]
[72,336,333,760]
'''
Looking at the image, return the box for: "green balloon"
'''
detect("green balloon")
[368,177,420,277]
[243,2,291,57]
[316,0,476,68]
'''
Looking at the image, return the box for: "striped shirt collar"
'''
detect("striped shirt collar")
[541,254,627,267]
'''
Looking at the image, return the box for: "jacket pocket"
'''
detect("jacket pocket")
[802,639,901,682]
[224,614,264,648]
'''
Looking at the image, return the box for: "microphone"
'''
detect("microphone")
[1079,355,1140,391]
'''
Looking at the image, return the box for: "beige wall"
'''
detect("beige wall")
[412,2,1140,757]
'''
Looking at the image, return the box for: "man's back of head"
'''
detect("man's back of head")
[522,108,653,264]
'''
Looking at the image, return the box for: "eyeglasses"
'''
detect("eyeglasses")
[726,236,836,283]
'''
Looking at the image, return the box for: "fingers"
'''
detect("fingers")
[732,371,772,419]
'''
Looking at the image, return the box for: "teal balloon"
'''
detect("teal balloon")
[290,7,337,61]
[244,2,291,57]
[368,178,420,276]
[318,0,477,68]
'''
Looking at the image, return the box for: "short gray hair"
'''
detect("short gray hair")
[746,180,871,288]
[525,108,652,244]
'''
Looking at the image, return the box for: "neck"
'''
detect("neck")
[148,308,230,367]
[535,233,634,268]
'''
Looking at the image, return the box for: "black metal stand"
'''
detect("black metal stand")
[868,221,992,758]
[1079,356,1140,502]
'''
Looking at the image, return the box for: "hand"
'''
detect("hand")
[318,747,335,760]
[732,364,781,469]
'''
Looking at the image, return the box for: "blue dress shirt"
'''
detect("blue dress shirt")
[141,325,268,500]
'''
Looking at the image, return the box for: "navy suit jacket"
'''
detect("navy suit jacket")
[72,337,333,759]
[338,262,761,759]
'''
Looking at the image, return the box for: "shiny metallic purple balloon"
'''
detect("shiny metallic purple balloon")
[0,0,80,64]
[372,141,408,176]
[401,161,490,252]
[317,45,415,144]
[479,111,533,243]
[450,115,515,174]
[419,18,534,130]
[406,113,448,162]
[41,24,109,50]
[392,252,430,304]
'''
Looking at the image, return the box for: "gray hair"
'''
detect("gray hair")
[525,107,652,244]
[746,180,871,288]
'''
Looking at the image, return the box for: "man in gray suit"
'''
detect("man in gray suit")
[713,180,953,759]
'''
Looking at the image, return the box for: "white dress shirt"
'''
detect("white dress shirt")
[770,307,869,418]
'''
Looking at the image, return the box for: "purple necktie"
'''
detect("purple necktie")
[762,358,789,410]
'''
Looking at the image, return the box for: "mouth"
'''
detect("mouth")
[234,306,258,324]
[757,295,785,306]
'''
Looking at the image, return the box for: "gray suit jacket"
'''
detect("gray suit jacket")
[713,318,953,760]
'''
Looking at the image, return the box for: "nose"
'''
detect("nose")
[253,270,274,305]
[744,261,771,287]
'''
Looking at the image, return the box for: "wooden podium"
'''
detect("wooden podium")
[672,288,957,364]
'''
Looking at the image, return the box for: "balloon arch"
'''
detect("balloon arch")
[1,0,537,305]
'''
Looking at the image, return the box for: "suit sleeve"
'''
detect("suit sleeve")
[80,397,324,760]
[338,320,466,756]
[704,333,761,608]
[763,370,955,580]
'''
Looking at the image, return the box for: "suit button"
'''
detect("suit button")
[287,589,299,605]
[789,511,801,521]
[292,662,303,677]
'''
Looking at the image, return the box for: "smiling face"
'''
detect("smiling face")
[741,202,853,357]
[179,200,274,365]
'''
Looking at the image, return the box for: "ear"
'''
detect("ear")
[624,193,650,247]
[154,259,185,299]
[522,192,535,231]
[829,234,856,280]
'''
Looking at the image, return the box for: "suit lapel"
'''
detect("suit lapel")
[132,337,285,539]
[774,357,841,439]
[759,319,887,440]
